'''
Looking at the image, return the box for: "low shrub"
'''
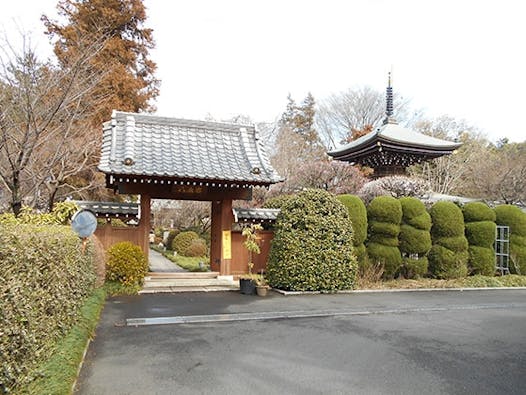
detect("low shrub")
[463,202,496,276]
[172,231,200,255]
[267,189,357,291]
[0,201,78,226]
[106,241,148,286]
[366,196,402,278]
[429,201,468,279]
[185,238,208,257]
[0,224,96,393]
[495,205,526,274]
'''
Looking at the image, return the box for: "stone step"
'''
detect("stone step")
[139,285,239,294]
[143,278,238,288]
[146,271,219,279]
[142,273,239,293]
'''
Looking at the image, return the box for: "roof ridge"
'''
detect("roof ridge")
[112,110,255,131]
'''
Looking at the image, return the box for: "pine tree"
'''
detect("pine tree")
[43,0,160,125]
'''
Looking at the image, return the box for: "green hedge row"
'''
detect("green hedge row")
[0,224,96,393]
[280,195,526,284]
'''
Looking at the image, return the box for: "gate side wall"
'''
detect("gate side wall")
[231,230,274,275]
[94,223,143,252]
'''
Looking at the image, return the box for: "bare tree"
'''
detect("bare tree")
[316,85,413,149]
[460,142,526,204]
[408,116,487,195]
[0,34,105,214]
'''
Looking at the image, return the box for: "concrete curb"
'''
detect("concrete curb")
[273,286,526,296]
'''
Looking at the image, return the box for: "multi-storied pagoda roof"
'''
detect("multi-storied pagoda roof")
[328,76,462,176]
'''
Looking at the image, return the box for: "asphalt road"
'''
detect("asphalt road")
[75,290,526,395]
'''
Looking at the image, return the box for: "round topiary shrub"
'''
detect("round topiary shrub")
[428,201,468,279]
[106,241,148,286]
[337,194,369,271]
[495,204,526,274]
[172,231,200,255]
[463,202,496,276]
[263,194,295,209]
[185,238,208,257]
[399,197,432,278]
[266,189,357,291]
[366,196,402,279]
[165,229,179,250]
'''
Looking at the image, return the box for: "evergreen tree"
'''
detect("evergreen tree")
[43,0,160,125]
[272,93,325,178]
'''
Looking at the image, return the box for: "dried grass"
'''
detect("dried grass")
[90,235,107,287]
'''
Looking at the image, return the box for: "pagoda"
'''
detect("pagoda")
[328,75,462,177]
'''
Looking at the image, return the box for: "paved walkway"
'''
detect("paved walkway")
[75,289,526,395]
[148,249,186,272]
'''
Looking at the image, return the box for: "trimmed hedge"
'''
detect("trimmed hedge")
[495,205,526,274]
[0,224,96,393]
[429,202,468,279]
[399,197,432,278]
[106,241,148,286]
[366,196,402,278]
[337,195,369,272]
[463,202,496,275]
[172,231,200,255]
[267,189,357,291]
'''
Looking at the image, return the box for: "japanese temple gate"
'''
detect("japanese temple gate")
[97,111,282,275]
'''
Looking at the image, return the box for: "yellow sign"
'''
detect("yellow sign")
[222,230,232,260]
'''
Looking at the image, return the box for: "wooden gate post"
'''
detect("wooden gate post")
[210,199,233,275]
[139,194,151,264]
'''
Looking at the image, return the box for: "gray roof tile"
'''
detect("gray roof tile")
[75,201,139,218]
[99,111,283,185]
[233,208,280,223]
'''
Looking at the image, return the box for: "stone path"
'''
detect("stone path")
[148,249,186,272]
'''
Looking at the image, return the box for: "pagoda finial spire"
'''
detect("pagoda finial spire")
[384,71,397,125]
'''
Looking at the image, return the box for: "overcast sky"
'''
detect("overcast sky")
[2,0,525,143]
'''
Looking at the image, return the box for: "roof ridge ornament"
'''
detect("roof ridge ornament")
[383,71,398,125]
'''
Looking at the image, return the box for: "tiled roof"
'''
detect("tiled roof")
[99,111,283,186]
[233,208,280,223]
[75,201,139,218]
[328,122,462,160]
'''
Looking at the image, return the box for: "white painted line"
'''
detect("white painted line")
[125,302,526,327]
